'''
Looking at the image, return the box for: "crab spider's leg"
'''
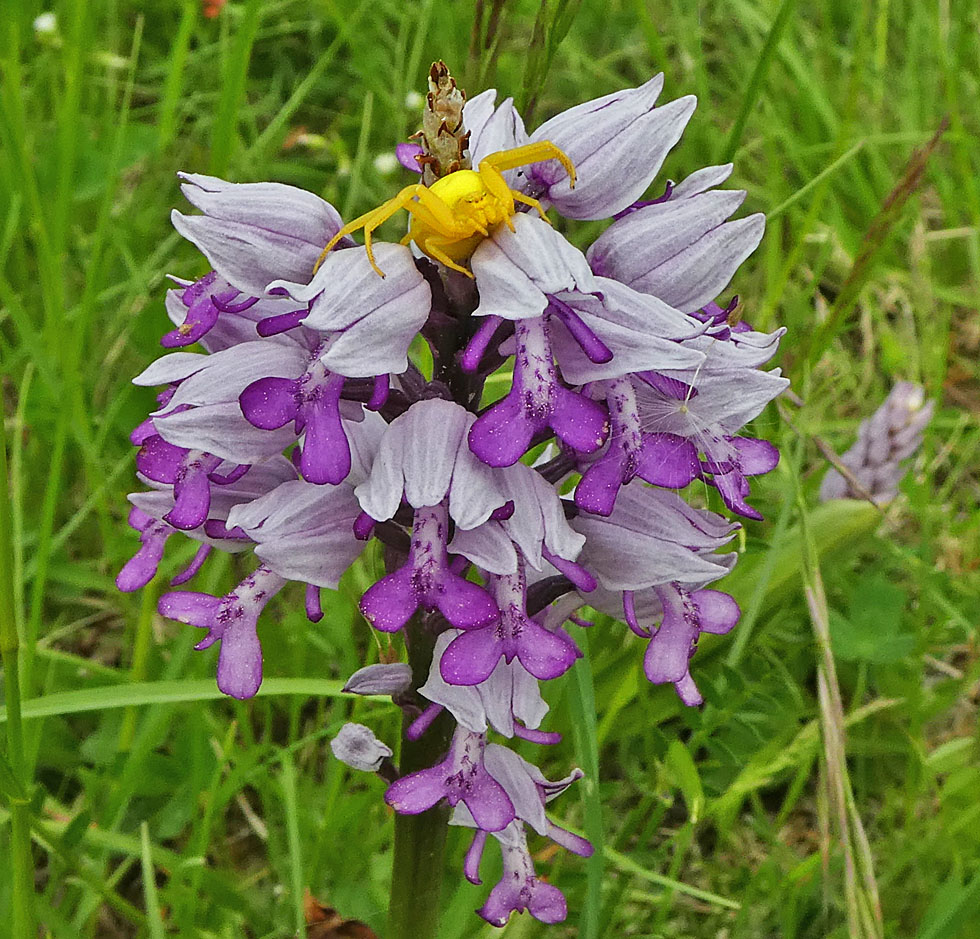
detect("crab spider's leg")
[480,141,577,188]
[510,190,551,222]
[410,186,464,236]
[418,233,475,278]
[314,184,426,274]
[476,163,516,229]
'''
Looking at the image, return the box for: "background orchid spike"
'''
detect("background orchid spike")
[117,59,785,933]
[820,381,934,504]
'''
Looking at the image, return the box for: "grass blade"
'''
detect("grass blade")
[567,630,604,938]
[0,677,379,723]
[140,821,167,939]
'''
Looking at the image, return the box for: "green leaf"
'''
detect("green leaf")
[829,574,915,663]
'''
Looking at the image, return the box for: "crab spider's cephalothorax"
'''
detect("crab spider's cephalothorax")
[315,141,577,278]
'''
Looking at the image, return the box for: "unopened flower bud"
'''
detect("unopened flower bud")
[330,723,393,772]
[343,663,413,696]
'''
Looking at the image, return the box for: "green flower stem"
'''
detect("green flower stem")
[387,618,454,939]
[0,391,36,936]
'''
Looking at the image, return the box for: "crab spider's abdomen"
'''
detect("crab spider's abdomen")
[409,170,512,264]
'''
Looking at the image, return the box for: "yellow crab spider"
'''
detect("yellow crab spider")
[314,141,577,278]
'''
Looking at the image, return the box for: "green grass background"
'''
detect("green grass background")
[1,0,978,936]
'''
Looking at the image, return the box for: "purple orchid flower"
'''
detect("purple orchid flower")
[643,583,741,706]
[439,557,580,685]
[574,377,699,516]
[359,499,500,633]
[135,432,248,531]
[158,565,286,699]
[631,365,786,519]
[449,746,590,925]
[160,271,259,349]
[416,631,555,743]
[384,727,515,833]
[473,823,568,925]
[118,456,295,591]
[468,316,608,467]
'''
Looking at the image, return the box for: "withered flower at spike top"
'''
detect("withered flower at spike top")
[118,60,785,929]
[418,60,470,183]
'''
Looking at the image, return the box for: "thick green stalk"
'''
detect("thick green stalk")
[0,388,36,935]
[387,619,454,939]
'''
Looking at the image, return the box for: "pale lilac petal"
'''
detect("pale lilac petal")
[550,304,704,384]
[483,745,547,833]
[469,96,529,167]
[173,173,342,295]
[133,351,208,387]
[330,722,393,772]
[461,89,498,159]
[344,663,413,696]
[449,521,519,575]
[153,403,296,464]
[588,189,749,282]
[419,632,489,733]
[638,214,766,311]
[531,75,696,219]
[669,163,734,199]
[166,341,308,410]
[471,215,596,321]
[254,532,363,588]
[399,400,468,508]
[499,464,584,569]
